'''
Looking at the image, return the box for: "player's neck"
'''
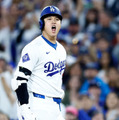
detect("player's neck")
[42,32,56,44]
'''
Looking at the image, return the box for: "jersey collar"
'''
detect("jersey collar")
[41,35,57,50]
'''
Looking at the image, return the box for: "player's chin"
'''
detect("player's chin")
[51,32,58,36]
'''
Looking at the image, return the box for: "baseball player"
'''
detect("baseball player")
[11,6,66,120]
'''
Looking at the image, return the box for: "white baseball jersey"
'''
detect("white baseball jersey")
[12,35,66,99]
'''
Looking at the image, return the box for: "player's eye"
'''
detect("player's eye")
[47,17,52,20]
[47,18,51,20]
[56,18,60,21]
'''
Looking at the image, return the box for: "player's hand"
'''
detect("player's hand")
[20,104,37,120]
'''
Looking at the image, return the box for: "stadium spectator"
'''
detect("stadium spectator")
[94,10,116,43]
[62,75,81,106]
[63,61,83,86]
[66,43,80,67]
[69,62,82,77]
[75,92,96,120]
[61,16,87,45]
[106,67,119,96]
[0,58,17,119]
[97,51,114,83]
[91,110,104,120]
[88,81,103,111]
[105,92,119,120]
[83,8,99,33]
[65,106,78,120]
[0,15,11,63]
[80,62,110,102]
[95,37,111,53]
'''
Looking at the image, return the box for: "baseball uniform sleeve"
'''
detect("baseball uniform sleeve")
[11,45,38,105]
[18,45,38,71]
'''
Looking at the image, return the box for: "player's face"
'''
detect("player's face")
[43,16,61,37]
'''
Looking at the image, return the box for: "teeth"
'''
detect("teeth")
[52,26,56,29]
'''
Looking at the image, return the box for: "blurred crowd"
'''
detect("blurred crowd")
[0,0,119,120]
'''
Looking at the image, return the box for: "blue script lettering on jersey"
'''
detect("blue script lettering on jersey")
[44,60,66,76]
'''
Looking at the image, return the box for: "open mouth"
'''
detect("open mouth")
[51,25,56,32]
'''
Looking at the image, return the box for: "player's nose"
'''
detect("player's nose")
[52,18,56,23]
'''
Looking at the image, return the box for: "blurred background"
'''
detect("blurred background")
[0,0,119,120]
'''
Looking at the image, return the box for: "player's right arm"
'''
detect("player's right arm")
[11,45,38,120]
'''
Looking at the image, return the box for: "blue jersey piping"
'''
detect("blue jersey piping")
[41,35,57,50]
